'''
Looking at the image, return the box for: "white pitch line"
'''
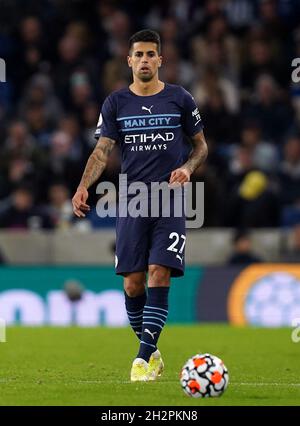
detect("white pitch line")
[1,378,300,387]
[76,380,300,387]
[77,380,132,384]
[232,382,300,387]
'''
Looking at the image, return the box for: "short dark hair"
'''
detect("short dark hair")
[129,29,161,55]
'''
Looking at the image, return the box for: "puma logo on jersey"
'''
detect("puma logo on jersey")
[144,328,157,340]
[176,254,183,264]
[142,105,153,114]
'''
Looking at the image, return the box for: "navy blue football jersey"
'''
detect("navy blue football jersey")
[95,83,203,184]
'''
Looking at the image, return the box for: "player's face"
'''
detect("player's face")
[128,42,162,82]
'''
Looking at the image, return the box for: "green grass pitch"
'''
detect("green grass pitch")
[0,325,299,406]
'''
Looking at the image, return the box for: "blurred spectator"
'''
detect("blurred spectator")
[197,0,226,32]
[280,224,300,262]
[242,74,293,143]
[104,10,131,57]
[0,185,52,230]
[18,74,63,126]
[240,121,279,173]
[54,34,81,103]
[82,102,101,148]
[241,37,287,91]
[65,21,92,53]
[225,170,280,227]
[226,145,254,190]
[44,131,83,193]
[281,203,300,228]
[224,0,255,32]
[160,43,194,87]
[192,66,240,114]
[228,229,263,265]
[47,183,73,229]
[69,70,94,118]
[0,120,46,198]
[54,34,99,109]
[1,120,39,162]
[102,42,131,95]
[258,0,287,42]
[278,136,300,207]
[200,87,239,145]
[191,13,239,84]
[160,17,178,44]
[13,16,49,96]
[58,115,86,161]
[190,163,223,227]
[24,103,52,147]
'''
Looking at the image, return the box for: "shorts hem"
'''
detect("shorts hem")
[148,260,184,277]
[115,263,184,277]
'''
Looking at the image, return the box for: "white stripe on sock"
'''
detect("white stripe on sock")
[145,305,168,313]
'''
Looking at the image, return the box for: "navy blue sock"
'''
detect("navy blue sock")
[137,287,169,362]
[124,291,147,340]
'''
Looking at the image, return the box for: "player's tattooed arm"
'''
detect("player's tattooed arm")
[72,137,115,217]
[183,131,208,174]
[79,137,116,189]
[169,131,208,185]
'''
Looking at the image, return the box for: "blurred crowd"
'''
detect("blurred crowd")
[0,0,300,231]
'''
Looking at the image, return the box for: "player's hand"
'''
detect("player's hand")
[169,167,191,186]
[72,186,90,218]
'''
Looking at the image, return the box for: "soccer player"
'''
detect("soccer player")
[72,30,208,381]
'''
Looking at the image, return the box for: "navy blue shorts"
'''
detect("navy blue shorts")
[115,204,186,278]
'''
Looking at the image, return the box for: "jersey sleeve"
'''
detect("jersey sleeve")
[94,95,119,141]
[181,89,204,137]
